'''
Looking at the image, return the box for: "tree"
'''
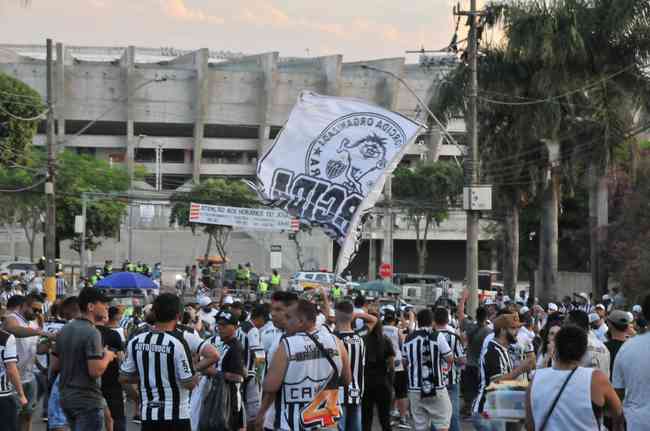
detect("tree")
[169,179,258,266]
[55,150,132,258]
[488,0,650,300]
[0,72,45,260]
[0,72,44,168]
[392,161,463,274]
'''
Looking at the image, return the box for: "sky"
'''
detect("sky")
[0,0,462,61]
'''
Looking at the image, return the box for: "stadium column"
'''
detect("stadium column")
[193,48,209,184]
[258,52,278,156]
[55,43,66,151]
[121,46,136,185]
[320,55,342,97]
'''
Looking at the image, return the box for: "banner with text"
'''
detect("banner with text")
[251,91,423,273]
[189,202,299,231]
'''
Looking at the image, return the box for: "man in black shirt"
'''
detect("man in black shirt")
[214,311,246,430]
[98,309,126,431]
[605,310,631,376]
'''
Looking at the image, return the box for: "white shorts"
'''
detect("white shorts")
[408,389,452,431]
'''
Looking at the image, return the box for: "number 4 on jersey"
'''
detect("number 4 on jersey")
[300,388,341,428]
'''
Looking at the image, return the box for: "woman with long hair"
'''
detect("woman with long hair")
[361,311,395,431]
[526,325,623,431]
[535,324,560,369]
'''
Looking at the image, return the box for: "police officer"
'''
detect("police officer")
[331,285,342,302]
[258,277,269,297]
[270,270,281,291]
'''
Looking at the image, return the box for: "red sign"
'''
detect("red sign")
[379,263,393,279]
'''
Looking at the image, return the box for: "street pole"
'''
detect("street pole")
[128,204,134,262]
[44,39,57,301]
[80,193,87,277]
[465,0,480,316]
[381,176,393,277]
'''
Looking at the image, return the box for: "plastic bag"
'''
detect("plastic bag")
[198,373,234,431]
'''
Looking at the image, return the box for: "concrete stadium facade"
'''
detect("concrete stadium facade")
[0,44,490,280]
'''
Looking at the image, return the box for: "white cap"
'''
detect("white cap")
[175,274,184,281]
[589,313,600,324]
[627,312,635,322]
[484,299,494,305]
[198,296,212,307]
[383,304,395,312]
[503,295,511,303]
[602,294,611,301]
[576,292,590,301]
[520,306,530,315]
[595,304,606,311]
[223,295,234,305]
[328,309,336,318]
[548,303,559,312]
[632,304,642,313]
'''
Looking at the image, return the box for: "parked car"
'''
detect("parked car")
[0,261,37,276]
[289,271,350,293]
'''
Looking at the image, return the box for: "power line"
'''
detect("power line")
[0,176,47,193]
[477,64,638,106]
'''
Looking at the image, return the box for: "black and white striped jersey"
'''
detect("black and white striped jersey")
[0,330,18,397]
[438,325,465,386]
[472,338,513,414]
[236,320,263,380]
[334,330,365,405]
[402,329,452,393]
[120,329,195,421]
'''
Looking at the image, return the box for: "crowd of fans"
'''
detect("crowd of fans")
[0,279,648,431]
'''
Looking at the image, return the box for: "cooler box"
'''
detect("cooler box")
[484,389,527,420]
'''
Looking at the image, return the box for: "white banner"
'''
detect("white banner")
[189,202,299,232]
[253,91,424,273]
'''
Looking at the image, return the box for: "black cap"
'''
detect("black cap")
[217,311,239,326]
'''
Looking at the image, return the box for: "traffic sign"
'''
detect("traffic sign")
[379,263,393,279]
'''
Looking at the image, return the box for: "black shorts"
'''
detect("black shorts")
[141,419,191,431]
[393,370,408,399]
[0,396,18,431]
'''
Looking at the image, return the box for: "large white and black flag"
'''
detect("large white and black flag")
[253,91,424,272]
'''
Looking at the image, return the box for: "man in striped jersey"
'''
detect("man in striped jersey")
[0,328,28,431]
[119,293,199,431]
[471,313,532,431]
[334,300,366,431]
[263,299,351,431]
[402,308,453,431]
[434,307,465,431]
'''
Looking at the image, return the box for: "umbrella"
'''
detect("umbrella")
[95,272,157,290]
[358,280,401,295]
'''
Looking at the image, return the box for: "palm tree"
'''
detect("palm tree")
[436,0,650,301]
[491,0,650,299]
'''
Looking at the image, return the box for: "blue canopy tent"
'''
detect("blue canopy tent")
[95,272,158,290]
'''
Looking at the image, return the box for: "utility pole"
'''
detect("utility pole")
[80,193,87,278]
[44,38,57,300]
[456,1,481,316]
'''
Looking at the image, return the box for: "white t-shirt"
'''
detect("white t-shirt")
[593,323,608,343]
[612,333,650,431]
[198,308,218,333]
[581,331,610,379]
[382,325,404,371]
